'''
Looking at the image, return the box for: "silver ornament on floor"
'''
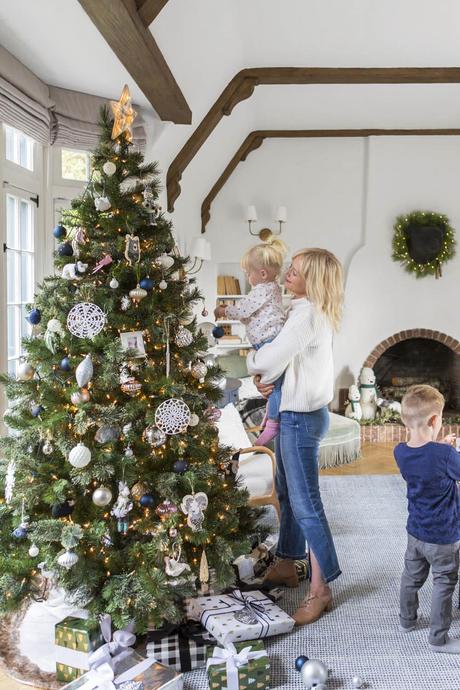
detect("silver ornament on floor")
[352,676,364,689]
[143,424,167,448]
[299,658,329,689]
[68,443,91,468]
[57,550,79,569]
[175,327,193,348]
[76,354,93,387]
[92,486,113,506]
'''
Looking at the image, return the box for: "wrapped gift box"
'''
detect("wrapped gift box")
[206,640,270,690]
[186,589,294,645]
[61,650,183,690]
[55,616,104,683]
[145,622,217,671]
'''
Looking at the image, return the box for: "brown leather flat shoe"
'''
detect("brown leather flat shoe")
[293,593,332,625]
[263,558,299,588]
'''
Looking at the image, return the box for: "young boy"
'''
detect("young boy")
[394,384,460,653]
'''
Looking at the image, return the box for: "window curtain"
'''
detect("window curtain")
[0,46,146,150]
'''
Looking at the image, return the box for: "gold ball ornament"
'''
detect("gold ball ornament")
[131,482,149,501]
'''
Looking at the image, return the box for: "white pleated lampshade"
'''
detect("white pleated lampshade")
[190,236,211,261]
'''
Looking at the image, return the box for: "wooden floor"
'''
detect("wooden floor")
[0,443,397,690]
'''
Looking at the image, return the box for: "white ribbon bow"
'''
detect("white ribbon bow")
[206,643,266,690]
[88,615,136,669]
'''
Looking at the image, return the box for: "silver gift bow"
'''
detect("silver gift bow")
[206,643,266,690]
[88,614,136,668]
[78,656,156,690]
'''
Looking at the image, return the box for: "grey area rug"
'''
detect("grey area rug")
[184,474,460,690]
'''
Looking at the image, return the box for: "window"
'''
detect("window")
[6,192,36,376]
[61,148,91,181]
[4,125,34,171]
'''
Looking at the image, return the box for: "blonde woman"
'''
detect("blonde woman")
[215,238,287,445]
[247,248,344,625]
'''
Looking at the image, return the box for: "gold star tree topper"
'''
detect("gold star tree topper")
[110,84,137,142]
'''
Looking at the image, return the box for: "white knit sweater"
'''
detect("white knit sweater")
[246,297,334,412]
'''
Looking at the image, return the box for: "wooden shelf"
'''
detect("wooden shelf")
[216,319,240,325]
[217,294,247,299]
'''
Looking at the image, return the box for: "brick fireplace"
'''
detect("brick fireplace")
[360,328,460,443]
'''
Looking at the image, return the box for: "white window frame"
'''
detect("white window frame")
[53,145,92,187]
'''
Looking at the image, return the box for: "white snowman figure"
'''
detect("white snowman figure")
[359,366,378,420]
[345,384,362,421]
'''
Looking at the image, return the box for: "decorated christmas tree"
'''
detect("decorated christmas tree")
[0,88,257,631]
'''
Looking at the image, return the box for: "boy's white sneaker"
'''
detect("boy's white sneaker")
[399,623,416,633]
[430,638,460,654]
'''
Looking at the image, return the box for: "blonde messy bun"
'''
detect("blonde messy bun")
[241,238,288,275]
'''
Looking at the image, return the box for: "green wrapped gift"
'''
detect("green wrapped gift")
[206,640,270,690]
[55,616,104,682]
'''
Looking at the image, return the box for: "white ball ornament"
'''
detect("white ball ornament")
[76,354,93,387]
[68,443,91,468]
[17,361,35,381]
[102,161,117,176]
[159,280,168,290]
[352,676,364,689]
[28,544,39,557]
[109,278,119,289]
[188,413,199,427]
[58,550,79,569]
[300,659,329,689]
[47,318,64,334]
[92,486,113,506]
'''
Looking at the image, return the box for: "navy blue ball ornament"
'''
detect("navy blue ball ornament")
[60,357,71,371]
[28,308,41,325]
[53,224,67,239]
[12,524,29,539]
[58,242,73,257]
[140,493,155,507]
[31,404,44,418]
[173,459,188,474]
[52,500,75,518]
[295,656,309,672]
[139,277,154,291]
[212,326,225,339]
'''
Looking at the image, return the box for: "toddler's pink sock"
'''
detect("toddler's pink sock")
[257,419,280,446]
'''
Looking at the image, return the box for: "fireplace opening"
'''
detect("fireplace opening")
[373,337,460,413]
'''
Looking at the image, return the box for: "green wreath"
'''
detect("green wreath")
[392,210,455,278]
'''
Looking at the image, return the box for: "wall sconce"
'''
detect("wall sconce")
[246,205,287,240]
[186,236,212,274]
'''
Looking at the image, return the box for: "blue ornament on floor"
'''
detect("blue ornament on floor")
[27,308,41,325]
[173,459,188,474]
[139,277,154,291]
[140,493,155,507]
[31,405,44,418]
[212,326,225,339]
[53,224,66,238]
[60,357,71,371]
[295,656,309,672]
[58,242,73,257]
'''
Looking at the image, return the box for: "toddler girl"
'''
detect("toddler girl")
[214,237,287,444]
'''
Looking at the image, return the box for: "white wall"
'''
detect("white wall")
[159,134,460,407]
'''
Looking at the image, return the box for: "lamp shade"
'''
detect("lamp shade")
[277,206,287,222]
[190,236,211,261]
[246,205,257,222]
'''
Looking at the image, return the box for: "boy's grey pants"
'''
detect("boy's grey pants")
[400,534,460,645]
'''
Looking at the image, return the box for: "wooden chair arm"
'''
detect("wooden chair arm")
[239,445,277,479]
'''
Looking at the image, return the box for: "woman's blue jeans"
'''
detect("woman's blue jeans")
[275,407,342,583]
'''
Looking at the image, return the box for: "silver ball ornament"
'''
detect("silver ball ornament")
[213,375,227,391]
[352,676,364,689]
[175,327,193,348]
[71,391,82,405]
[159,279,168,290]
[42,440,54,455]
[109,277,119,289]
[300,659,329,688]
[124,446,134,458]
[28,543,39,557]
[92,486,113,506]
[17,361,35,380]
[188,413,199,427]
[102,161,117,176]
[144,425,167,448]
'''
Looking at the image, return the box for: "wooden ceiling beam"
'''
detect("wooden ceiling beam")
[136,0,169,27]
[78,0,191,124]
[201,128,460,233]
[167,66,460,210]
